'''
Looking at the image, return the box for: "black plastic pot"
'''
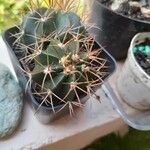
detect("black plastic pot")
[89,0,150,60]
[3,26,116,124]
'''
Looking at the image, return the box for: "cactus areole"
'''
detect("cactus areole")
[14,7,109,114]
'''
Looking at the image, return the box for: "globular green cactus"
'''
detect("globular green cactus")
[20,34,107,113]
[16,5,107,114]
[20,7,85,48]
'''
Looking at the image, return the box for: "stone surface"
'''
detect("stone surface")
[0,63,23,138]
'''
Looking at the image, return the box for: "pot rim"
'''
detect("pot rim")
[129,32,150,80]
[95,0,150,25]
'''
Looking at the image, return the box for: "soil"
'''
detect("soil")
[100,0,150,21]
[134,38,150,75]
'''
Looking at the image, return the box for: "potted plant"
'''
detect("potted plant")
[3,0,116,124]
[117,32,150,110]
[88,0,150,60]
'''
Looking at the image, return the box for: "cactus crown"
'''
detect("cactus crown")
[14,1,108,114]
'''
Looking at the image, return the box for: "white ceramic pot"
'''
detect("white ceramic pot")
[117,32,150,110]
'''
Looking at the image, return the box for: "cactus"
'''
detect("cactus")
[20,7,86,48]
[19,33,108,114]
[15,1,108,114]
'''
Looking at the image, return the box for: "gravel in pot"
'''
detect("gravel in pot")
[89,0,150,60]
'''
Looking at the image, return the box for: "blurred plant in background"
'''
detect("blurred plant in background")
[29,0,86,16]
[0,0,27,33]
[0,0,85,33]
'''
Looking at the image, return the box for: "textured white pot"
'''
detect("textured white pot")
[117,32,150,110]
